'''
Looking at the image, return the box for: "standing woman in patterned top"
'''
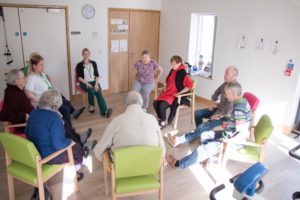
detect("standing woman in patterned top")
[132,50,163,112]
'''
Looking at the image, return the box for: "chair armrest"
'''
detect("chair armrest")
[102,150,112,172]
[224,139,263,148]
[5,123,26,128]
[175,92,194,98]
[39,141,76,164]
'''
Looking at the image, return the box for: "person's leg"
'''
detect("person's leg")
[157,101,170,122]
[153,100,160,118]
[177,141,221,169]
[80,82,95,107]
[194,108,215,127]
[62,95,75,114]
[90,82,110,116]
[59,104,72,126]
[64,120,81,144]
[141,82,155,109]
[133,80,142,93]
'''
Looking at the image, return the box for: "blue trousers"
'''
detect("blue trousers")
[178,130,223,169]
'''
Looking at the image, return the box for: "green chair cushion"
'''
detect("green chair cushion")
[116,175,160,194]
[114,146,162,179]
[7,162,61,185]
[237,146,260,161]
[0,133,40,168]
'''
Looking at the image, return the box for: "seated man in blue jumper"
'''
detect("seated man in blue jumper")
[197,66,238,128]
[167,82,252,169]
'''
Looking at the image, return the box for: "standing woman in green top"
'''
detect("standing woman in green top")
[76,48,112,118]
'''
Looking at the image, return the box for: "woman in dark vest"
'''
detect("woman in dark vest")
[153,55,193,128]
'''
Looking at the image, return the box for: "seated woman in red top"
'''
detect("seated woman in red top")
[153,55,193,129]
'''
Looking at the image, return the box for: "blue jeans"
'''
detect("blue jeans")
[194,108,216,127]
[178,118,226,144]
[178,131,223,169]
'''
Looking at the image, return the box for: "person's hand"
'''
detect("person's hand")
[86,82,93,88]
[207,104,217,111]
[94,84,99,92]
[173,93,180,97]
[210,114,221,120]
[25,113,29,121]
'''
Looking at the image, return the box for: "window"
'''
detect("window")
[188,14,217,78]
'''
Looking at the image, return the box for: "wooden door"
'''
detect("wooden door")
[109,9,160,94]
[128,11,160,89]
[19,8,70,99]
[108,10,129,94]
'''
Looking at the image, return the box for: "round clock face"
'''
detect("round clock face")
[82,4,95,19]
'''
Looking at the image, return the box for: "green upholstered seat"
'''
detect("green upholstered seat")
[0,133,61,185]
[237,114,273,161]
[113,146,162,194]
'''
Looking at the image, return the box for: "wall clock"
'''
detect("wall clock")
[82,4,95,19]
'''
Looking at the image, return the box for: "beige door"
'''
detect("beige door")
[109,9,160,94]
[108,10,129,94]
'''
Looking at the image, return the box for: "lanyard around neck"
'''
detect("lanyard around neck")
[40,72,52,90]
[84,62,93,78]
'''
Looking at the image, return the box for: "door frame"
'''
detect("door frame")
[107,8,160,94]
[0,3,72,99]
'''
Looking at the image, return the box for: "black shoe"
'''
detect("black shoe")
[30,186,53,200]
[80,128,93,144]
[106,108,113,118]
[73,107,85,119]
[83,140,97,157]
[76,172,84,181]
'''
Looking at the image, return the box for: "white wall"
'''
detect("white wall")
[159,0,300,128]
[0,0,161,95]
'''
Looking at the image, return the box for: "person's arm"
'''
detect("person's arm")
[25,90,39,103]
[174,75,193,96]
[154,63,163,82]
[50,115,71,150]
[211,83,224,101]
[76,63,93,88]
[92,61,100,92]
[1,93,27,123]
[132,64,138,80]
[94,121,115,161]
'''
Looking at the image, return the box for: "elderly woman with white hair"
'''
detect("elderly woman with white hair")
[0,69,34,133]
[94,90,166,161]
[25,90,85,180]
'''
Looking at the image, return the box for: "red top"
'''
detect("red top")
[157,64,193,105]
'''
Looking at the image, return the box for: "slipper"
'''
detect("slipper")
[76,172,84,181]
[167,133,179,148]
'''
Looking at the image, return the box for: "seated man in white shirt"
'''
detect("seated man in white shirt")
[94,90,166,162]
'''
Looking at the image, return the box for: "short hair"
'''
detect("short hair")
[38,90,62,109]
[225,82,242,96]
[141,50,150,56]
[125,91,143,107]
[227,66,239,77]
[82,48,90,55]
[29,53,44,73]
[5,69,22,85]
[170,55,182,64]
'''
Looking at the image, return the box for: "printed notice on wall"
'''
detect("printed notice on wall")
[111,40,119,53]
[119,39,128,52]
[111,19,123,25]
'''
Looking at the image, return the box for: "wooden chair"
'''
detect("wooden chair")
[0,133,79,200]
[173,79,196,129]
[103,146,163,200]
[74,69,87,106]
[154,82,165,100]
[0,100,26,138]
[243,92,260,141]
[221,114,273,168]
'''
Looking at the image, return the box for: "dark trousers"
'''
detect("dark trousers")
[58,95,75,126]
[64,120,82,145]
[153,100,170,122]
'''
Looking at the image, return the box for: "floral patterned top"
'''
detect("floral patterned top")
[134,59,160,84]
